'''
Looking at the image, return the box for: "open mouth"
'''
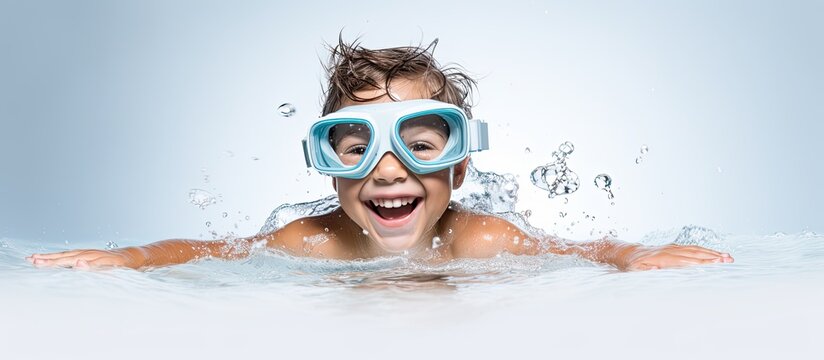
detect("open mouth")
[364,197,422,222]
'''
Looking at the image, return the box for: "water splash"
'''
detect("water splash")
[530,141,580,199]
[188,189,216,209]
[451,159,519,214]
[594,174,615,200]
[641,225,728,252]
[277,103,296,117]
[259,195,340,234]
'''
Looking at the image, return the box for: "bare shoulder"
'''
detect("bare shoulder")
[446,209,541,258]
[261,208,357,259]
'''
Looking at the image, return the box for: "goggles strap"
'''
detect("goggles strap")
[449,166,455,189]
[468,119,490,152]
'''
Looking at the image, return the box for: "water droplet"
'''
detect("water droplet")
[222,212,228,218]
[205,221,211,227]
[530,142,580,199]
[245,216,250,221]
[717,166,723,173]
[188,189,217,209]
[105,241,118,249]
[611,202,615,206]
[640,145,649,154]
[482,221,486,226]
[594,174,612,189]
[324,227,329,232]
[559,141,574,155]
[563,197,569,204]
[432,236,443,249]
[513,236,520,245]
[251,157,260,161]
[608,229,618,237]
[594,174,615,200]
[559,212,567,218]
[277,103,296,117]
[635,156,643,164]
[523,209,532,218]
[448,228,453,234]
[524,147,531,154]
[362,229,369,235]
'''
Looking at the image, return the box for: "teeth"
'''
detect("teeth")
[370,197,416,208]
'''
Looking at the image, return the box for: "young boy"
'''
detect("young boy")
[27,38,733,271]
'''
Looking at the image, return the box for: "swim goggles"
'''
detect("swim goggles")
[302,99,489,179]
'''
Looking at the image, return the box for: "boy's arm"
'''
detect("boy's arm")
[544,237,733,271]
[27,216,336,270]
[451,215,733,270]
[27,235,269,270]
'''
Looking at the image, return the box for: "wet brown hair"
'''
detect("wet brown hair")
[320,35,478,117]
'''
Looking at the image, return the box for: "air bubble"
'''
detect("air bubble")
[222,212,228,218]
[277,103,296,117]
[559,212,567,218]
[105,241,118,250]
[362,229,369,235]
[640,145,649,154]
[205,221,211,227]
[524,147,531,154]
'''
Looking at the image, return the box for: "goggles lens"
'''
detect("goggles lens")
[398,114,451,162]
[328,123,372,166]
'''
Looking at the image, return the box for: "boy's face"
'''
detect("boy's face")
[333,78,468,253]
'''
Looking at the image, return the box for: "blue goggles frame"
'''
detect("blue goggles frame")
[302,99,489,179]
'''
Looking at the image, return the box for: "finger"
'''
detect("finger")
[34,254,104,268]
[635,263,660,271]
[679,245,725,256]
[30,250,86,260]
[678,250,726,260]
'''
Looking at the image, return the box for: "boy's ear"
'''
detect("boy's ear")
[452,157,471,190]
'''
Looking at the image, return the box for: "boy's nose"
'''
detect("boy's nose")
[372,153,408,184]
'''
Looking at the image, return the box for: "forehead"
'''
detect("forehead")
[340,77,432,108]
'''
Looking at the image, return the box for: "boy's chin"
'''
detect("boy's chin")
[372,233,420,253]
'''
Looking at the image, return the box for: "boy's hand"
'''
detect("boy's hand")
[26,249,141,269]
[621,244,734,271]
